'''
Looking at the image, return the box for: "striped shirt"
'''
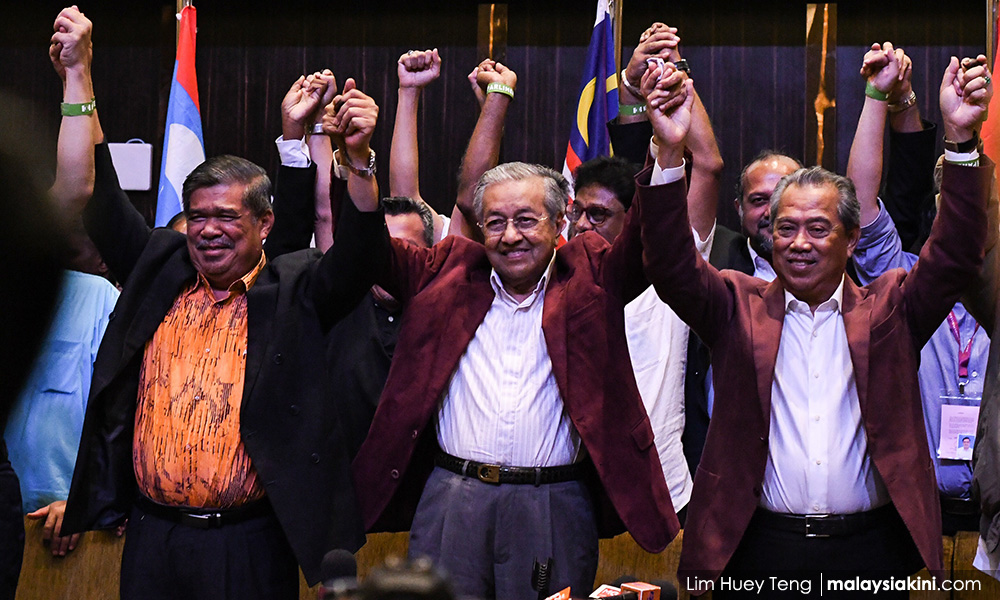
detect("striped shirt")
[437,255,581,467]
[133,253,266,508]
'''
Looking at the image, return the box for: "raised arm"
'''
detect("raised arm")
[52,7,150,283]
[313,80,387,329]
[452,60,516,241]
[50,6,101,209]
[390,49,439,204]
[638,63,733,346]
[662,24,722,239]
[322,78,380,214]
[267,72,332,258]
[848,42,900,228]
[309,70,338,251]
[904,55,993,345]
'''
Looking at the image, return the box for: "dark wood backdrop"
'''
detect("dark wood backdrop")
[0,0,986,231]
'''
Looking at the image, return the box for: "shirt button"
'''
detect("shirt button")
[973,371,979,378]
[813,415,820,422]
[390,469,400,479]
[289,405,300,415]
[273,353,283,364]
[813,504,821,511]
[411,430,419,440]
[813,372,820,378]
[815,460,821,465]
[388,315,394,322]
[311,453,321,464]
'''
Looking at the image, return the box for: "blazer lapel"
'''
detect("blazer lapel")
[840,279,872,408]
[541,255,569,397]
[121,256,193,368]
[750,279,786,418]
[244,274,279,408]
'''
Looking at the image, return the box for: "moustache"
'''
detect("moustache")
[196,240,234,251]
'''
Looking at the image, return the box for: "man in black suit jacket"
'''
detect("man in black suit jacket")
[54,9,386,598]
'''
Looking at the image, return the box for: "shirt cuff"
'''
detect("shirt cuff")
[650,158,686,186]
[943,148,980,166]
[275,135,311,167]
[694,221,717,261]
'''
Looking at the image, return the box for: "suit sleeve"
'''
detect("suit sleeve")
[882,122,937,252]
[266,163,318,260]
[635,164,734,347]
[82,142,151,285]
[608,119,653,167]
[311,200,390,330]
[902,158,991,346]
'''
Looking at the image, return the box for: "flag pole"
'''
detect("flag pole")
[613,0,623,73]
[177,0,194,45]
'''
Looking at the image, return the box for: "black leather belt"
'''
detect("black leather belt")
[135,495,272,529]
[940,495,978,517]
[751,504,896,538]
[435,452,585,485]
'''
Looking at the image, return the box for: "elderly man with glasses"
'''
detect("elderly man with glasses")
[349,63,695,600]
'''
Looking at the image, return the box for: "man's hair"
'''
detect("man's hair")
[963,436,972,442]
[573,156,639,209]
[182,155,272,218]
[473,162,570,222]
[381,196,435,247]
[737,150,803,200]
[769,166,861,232]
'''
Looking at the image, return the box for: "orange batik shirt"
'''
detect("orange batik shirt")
[133,253,267,508]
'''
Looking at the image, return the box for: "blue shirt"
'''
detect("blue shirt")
[3,271,119,511]
[853,203,989,498]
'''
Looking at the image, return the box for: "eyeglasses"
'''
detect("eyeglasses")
[479,215,550,237]
[567,203,617,225]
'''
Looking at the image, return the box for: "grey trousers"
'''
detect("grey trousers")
[409,466,599,600]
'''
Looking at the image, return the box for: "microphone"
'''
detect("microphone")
[318,549,358,600]
[532,557,553,600]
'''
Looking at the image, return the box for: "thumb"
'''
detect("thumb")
[342,78,357,94]
[27,506,50,520]
[941,56,960,92]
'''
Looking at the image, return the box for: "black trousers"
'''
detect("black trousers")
[713,504,923,599]
[119,502,299,600]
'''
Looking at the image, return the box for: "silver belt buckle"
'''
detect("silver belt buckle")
[803,514,831,538]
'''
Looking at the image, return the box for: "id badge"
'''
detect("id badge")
[937,399,981,460]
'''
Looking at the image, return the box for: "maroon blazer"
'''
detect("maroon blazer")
[350,196,680,553]
[635,161,990,590]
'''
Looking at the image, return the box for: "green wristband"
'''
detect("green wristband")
[864,81,888,102]
[61,97,96,116]
[620,103,647,117]
[486,82,515,99]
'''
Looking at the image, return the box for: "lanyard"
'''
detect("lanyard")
[946,311,980,380]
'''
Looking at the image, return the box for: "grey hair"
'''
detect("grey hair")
[769,166,861,232]
[473,162,570,222]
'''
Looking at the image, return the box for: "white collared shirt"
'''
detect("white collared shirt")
[761,277,889,514]
[436,256,581,466]
[748,241,777,282]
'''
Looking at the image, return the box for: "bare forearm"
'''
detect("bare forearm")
[52,67,100,211]
[685,90,722,238]
[308,134,334,251]
[456,92,511,235]
[390,88,422,200]
[848,97,888,226]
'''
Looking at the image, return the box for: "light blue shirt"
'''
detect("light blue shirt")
[853,202,989,498]
[4,271,119,511]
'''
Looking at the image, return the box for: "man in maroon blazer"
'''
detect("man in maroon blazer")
[636,57,993,597]
[349,68,693,600]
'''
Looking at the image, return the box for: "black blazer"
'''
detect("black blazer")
[63,144,387,584]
